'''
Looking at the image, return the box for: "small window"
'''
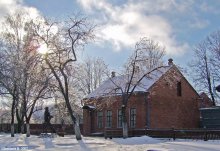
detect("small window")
[177,81,182,96]
[106,110,112,128]
[97,112,103,128]
[118,109,122,128]
[130,108,136,128]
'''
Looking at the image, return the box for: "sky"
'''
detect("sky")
[0,0,220,71]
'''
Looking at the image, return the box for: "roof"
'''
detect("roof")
[200,106,220,110]
[82,105,96,110]
[85,66,172,99]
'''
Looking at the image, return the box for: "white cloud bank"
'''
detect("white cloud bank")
[1,0,215,57]
[0,0,41,23]
[77,0,193,55]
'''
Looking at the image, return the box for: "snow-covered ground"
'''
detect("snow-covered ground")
[0,133,219,151]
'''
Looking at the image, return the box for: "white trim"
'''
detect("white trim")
[117,109,122,128]
[97,111,103,128]
[105,110,112,128]
[130,108,136,128]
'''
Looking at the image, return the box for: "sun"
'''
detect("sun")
[37,43,48,54]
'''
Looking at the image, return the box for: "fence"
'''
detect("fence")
[0,123,83,136]
[2,124,220,140]
[146,128,220,140]
[104,128,220,140]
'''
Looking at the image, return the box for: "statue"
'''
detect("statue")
[44,107,53,124]
[43,107,56,134]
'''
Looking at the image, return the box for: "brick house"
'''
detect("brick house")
[199,92,214,108]
[82,59,200,136]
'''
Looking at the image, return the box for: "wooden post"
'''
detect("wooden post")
[204,127,208,141]
[172,128,176,141]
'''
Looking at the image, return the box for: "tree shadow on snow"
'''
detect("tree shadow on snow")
[43,137,55,149]
[112,136,168,145]
[78,140,92,151]
[24,137,39,149]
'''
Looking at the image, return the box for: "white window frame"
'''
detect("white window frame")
[106,110,112,128]
[130,108,136,128]
[97,111,103,128]
[117,109,122,128]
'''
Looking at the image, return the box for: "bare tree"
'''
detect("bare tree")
[51,57,108,125]
[0,53,18,137]
[0,11,51,137]
[0,13,26,137]
[90,38,166,138]
[76,57,109,95]
[34,16,95,140]
[126,37,165,73]
[206,31,220,82]
[189,31,220,105]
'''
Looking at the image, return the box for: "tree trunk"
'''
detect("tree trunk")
[17,121,21,133]
[207,75,216,106]
[205,56,216,106]
[65,97,82,140]
[74,121,82,140]
[26,122,30,137]
[45,58,82,140]
[71,115,82,140]
[21,122,25,134]
[17,107,25,134]
[122,121,128,138]
[11,123,15,137]
[11,100,15,137]
[122,106,128,138]
[16,108,22,133]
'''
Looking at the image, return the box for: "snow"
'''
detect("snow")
[86,66,171,99]
[0,133,220,151]
[200,106,220,110]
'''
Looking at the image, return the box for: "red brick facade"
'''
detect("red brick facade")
[83,66,200,136]
[198,92,214,108]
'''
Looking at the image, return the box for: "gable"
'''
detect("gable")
[148,65,199,98]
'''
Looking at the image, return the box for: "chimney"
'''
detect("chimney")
[168,58,173,66]
[111,71,116,78]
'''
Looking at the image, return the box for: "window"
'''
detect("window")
[118,109,122,128]
[130,108,136,128]
[97,112,103,128]
[177,81,182,96]
[106,110,112,128]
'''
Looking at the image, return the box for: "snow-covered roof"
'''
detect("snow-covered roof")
[200,106,220,110]
[85,66,172,99]
[82,105,96,110]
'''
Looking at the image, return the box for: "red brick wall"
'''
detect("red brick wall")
[83,109,91,135]
[83,94,148,135]
[87,95,146,130]
[149,67,200,129]
[83,67,200,135]
[199,92,214,108]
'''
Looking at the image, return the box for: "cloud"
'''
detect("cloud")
[199,1,220,14]
[0,0,41,23]
[125,0,194,14]
[76,0,193,56]
[189,18,209,29]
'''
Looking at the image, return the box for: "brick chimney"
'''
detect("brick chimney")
[168,58,173,66]
[111,71,116,78]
